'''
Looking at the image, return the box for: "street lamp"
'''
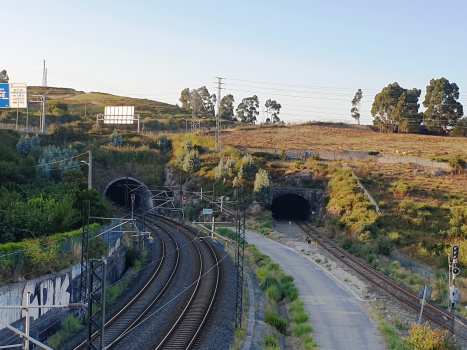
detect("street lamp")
[80,150,93,190]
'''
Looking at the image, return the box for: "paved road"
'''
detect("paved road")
[246,231,386,350]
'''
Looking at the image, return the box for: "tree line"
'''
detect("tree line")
[351,77,465,135]
[179,87,282,124]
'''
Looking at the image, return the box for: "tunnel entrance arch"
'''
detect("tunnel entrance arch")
[104,177,153,211]
[270,193,311,220]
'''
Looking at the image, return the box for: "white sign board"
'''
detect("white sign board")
[103,106,135,124]
[9,83,27,108]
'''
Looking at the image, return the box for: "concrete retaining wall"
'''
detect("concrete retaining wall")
[0,220,126,335]
[245,147,456,170]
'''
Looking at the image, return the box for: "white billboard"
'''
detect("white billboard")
[103,106,135,124]
[9,83,27,108]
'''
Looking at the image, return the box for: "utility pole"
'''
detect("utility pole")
[81,150,93,190]
[191,95,196,134]
[86,259,107,350]
[214,77,224,152]
[234,186,246,328]
[80,200,91,317]
[42,60,47,87]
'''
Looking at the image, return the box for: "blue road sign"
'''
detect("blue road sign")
[0,84,10,108]
[203,209,213,215]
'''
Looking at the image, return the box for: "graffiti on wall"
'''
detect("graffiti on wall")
[0,272,72,330]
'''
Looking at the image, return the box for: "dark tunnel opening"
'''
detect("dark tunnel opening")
[104,179,145,210]
[271,194,310,220]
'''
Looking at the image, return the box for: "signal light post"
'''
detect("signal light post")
[448,245,461,334]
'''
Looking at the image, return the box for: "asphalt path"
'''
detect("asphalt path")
[245,230,386,350]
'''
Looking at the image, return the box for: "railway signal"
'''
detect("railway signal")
[448,245,461,333]
[453,245,459,261]
[182,195,186,208]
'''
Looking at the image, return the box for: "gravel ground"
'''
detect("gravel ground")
[114,224,199,350]
[193,238,236,350]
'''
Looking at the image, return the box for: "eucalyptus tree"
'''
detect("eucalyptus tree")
[220,94,235,120]
[371,83,421,133]
[236,95,259,124]
[351,89,363,125]
[265,99,282,123]
[423,78,463,133]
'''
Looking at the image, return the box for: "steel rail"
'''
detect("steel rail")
[105,215,182,348]
[151,216,220,350]
[296,221,467,341]
[73,216,179,350]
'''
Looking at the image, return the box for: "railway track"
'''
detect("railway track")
[75,214,220,350]
[153,216,220,350]
[75,215,180,350]
[296,221,467,342]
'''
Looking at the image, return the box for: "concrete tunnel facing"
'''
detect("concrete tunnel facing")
[270,193,311,220]
[104,177,153,211]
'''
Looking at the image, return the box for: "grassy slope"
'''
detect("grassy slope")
[221,123,467,158]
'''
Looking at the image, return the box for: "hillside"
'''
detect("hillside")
[221,123,467,158]
[0,86,219,131]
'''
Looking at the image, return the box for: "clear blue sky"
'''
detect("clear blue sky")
[2,0,467,124]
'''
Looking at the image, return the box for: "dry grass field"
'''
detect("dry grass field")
[222,124,467,158]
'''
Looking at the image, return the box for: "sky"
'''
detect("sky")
[2,0,467,125]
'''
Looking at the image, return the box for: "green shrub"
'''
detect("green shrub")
[305,335,317,349]
[290,312,309,324]
[268,263,280,271]
[264,335,278,347]
[48,332,62,348]
[125,247,140,268]
[266,286,282,302]
[259,274,280,291]
[292,323,312,337]
[388,180,412,197]
[264,310,287,334]
[280,275,294,284]
[379,201,388,209]
[107,282,125,305]
[289,300,305,313]
[256,267,268,280]
[282,282,299,301]
[62,315,83,335]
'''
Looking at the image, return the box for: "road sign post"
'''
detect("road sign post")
[418,285,432,325]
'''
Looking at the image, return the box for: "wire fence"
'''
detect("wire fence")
[0,220,123,285]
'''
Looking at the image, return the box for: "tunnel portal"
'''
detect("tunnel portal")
[270,193,311,220]
[104,177,150,211]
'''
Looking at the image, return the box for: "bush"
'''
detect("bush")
[290,312,309,324]
[282,282,299,301]
[268,263,280,271]
[266,286,282,301]
[292,323,312,337]
[125,247,140,268]
[264,335,279,347]
[388,180,412,197]
[259,274,280,291]
[403,322,458,349]
[264,309,287,334]
[289,300,305,313]
[377,237,393,255]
